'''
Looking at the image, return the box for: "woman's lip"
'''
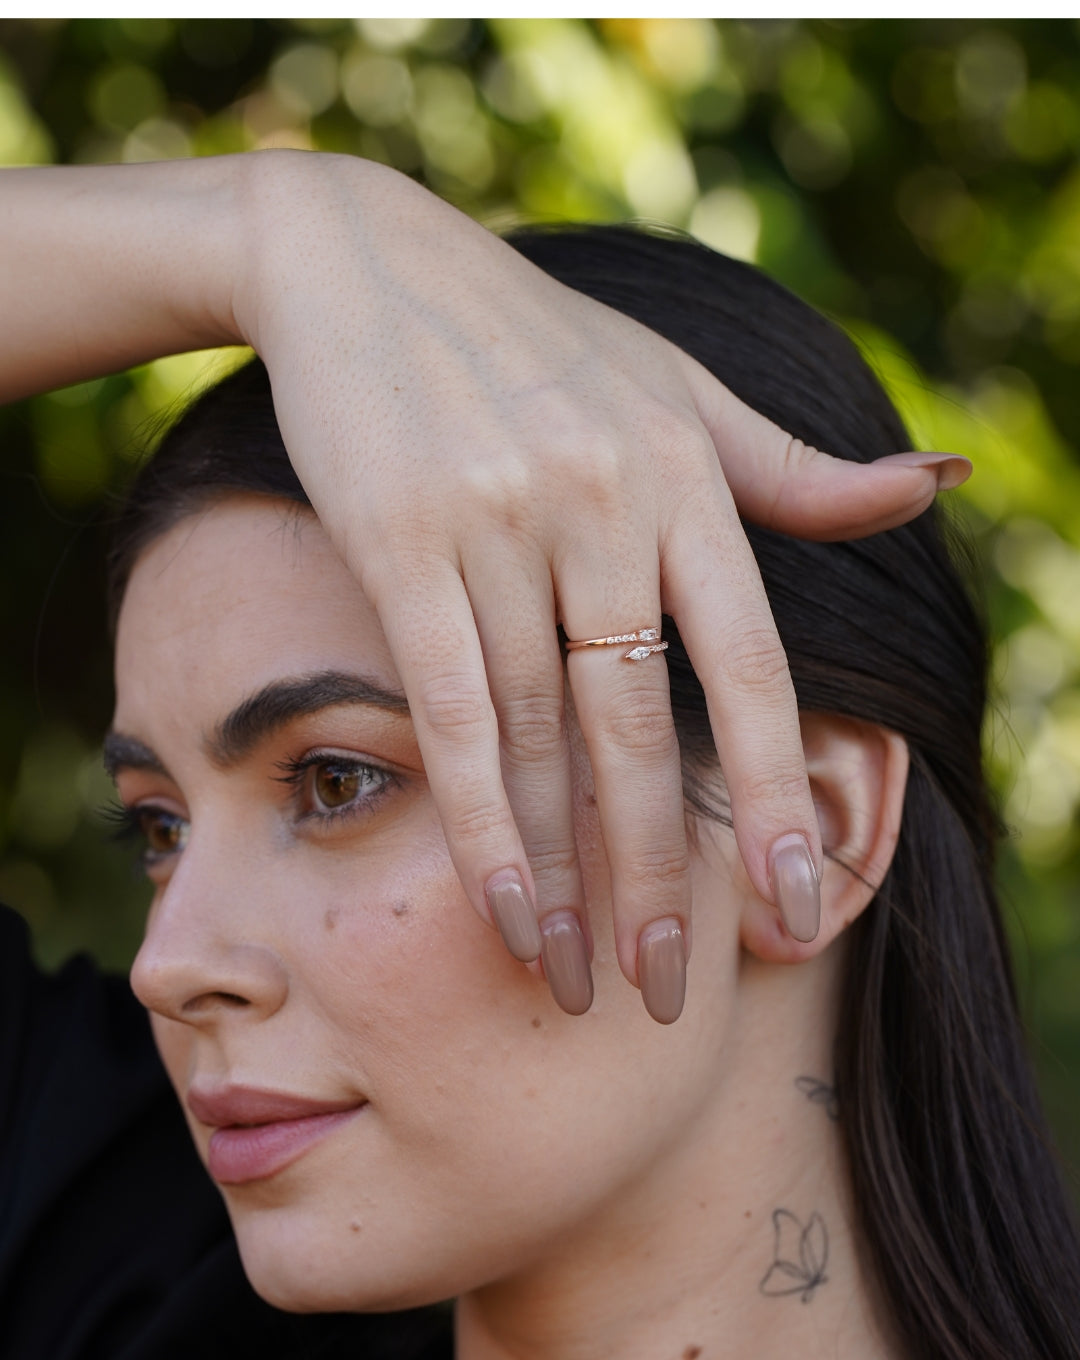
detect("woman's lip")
[188,1084,363,1128]
[207,1106,367,1185]
[187,1085,367,1185]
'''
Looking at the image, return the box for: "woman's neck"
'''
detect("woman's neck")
[455,955,896,1360]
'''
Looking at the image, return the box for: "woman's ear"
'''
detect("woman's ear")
[739,712,909,964]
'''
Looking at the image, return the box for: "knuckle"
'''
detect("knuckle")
[783,436,825,474]
[735,762,810,811]
[656,414,714,470]
[598,691,679,762]
[522,839,580,884]
[461,456,534,524]
[418,680,497,746]
[445,796,511,849]
[721,625,792,696]
[499,692,566,766]
[622,843,691,891]
[565,441,626,513]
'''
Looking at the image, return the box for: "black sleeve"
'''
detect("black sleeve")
[0,906,451,1360]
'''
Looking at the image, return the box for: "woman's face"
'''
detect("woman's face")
[112,496,742,1312]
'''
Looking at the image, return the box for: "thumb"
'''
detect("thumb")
[679,353,970,543]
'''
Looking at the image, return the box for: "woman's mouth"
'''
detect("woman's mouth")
[188,1086,367,1185]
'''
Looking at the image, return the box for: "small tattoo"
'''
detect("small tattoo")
[794,1075,840,1121]
[759,1208,829,1304]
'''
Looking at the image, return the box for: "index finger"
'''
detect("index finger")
[368,558,544,965]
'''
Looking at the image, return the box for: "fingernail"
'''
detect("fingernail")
[769,835,821,943]
[637,917,687,1025]
[873,450,972,491]
[486,875,542,962]
[540,911,594,1016]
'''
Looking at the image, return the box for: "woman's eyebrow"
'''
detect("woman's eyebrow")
[206,669,410,768]
[103,733,169,781]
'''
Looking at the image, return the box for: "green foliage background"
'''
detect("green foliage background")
[2,18,1079,1179]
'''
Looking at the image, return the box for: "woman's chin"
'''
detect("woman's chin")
[233,1215,464,1315]
[239,1252,452,1315]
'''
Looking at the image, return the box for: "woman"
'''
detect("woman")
[68,224,1080,1359]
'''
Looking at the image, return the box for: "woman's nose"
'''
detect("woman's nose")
[130,856,289,1026]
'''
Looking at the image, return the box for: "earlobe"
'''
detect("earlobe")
[739,713,909,964]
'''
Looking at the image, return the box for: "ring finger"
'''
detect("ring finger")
[560,548,690,1024]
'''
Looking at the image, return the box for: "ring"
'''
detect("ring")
[564,626,669,662]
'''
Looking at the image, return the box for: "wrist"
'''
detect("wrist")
[231,150,414,359]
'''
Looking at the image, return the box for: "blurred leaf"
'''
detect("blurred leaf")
[2,15,1080,1177]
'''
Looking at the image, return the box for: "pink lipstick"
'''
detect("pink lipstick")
[188,1086,366,1185]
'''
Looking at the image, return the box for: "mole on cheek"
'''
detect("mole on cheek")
[392,901,409,917]
[324,906,340,931]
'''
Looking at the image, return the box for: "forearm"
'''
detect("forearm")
[0,155,253,402]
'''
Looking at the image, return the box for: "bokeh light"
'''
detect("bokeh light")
[2,16,1080,1178]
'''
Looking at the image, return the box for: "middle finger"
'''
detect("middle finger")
[463,541,594,1016]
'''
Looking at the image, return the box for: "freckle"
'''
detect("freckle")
[744,1209,752,1219]
[698,1200,707,1210]
[349,1220,362,1233]
[683,1347,702,1359]
[392,901,409,917]
[324,907,339,931]
[531,1017,542,1029]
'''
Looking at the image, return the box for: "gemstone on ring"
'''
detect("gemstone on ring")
[623,642,669,662]
[564,626,667,659]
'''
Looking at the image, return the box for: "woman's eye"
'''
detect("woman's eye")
[103,803,189,876]
[284,754,394,823]
[313,762,367,810]
[141,809,189,858]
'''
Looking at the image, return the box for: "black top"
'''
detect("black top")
[0,905,453,1360]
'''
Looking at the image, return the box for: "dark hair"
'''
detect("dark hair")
[109,225,1080,1359]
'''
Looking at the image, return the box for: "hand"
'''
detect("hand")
[0,152,966,1020]
[228,154,970,1021]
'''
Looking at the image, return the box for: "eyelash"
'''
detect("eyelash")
[274,750,397,825]
[100,802,189,872]
[101,754,396,873]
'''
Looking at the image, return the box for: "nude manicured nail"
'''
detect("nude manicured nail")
[540,911,594,1016]
[873,450,972,491]
[637,917,687,1025]
[485,876,542,962]
[769,835,821,943]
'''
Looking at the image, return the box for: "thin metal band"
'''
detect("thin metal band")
[564,627,668,663]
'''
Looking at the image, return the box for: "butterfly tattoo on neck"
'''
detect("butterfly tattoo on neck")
[759,1208,829,1304]
[794,1075,840,1121]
